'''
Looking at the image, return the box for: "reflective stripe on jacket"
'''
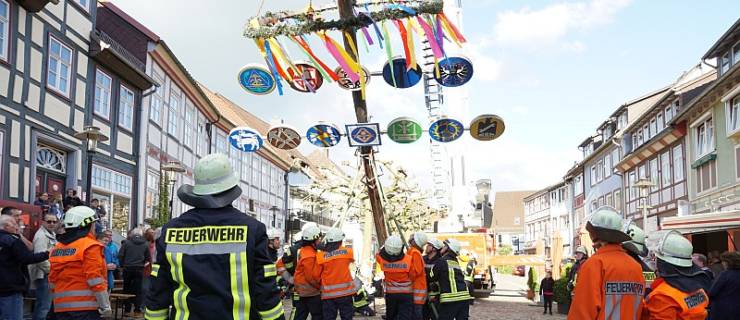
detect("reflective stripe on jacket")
[431,254,472,303]
[408,247,427,304]
[567,244,645,320]
[645,278,708,320]
[294,246,321,297]
[49,234,107,313]
[316,246,357,300]
[376,253,413,294]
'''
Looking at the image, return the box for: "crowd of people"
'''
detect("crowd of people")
[561,206,740,320]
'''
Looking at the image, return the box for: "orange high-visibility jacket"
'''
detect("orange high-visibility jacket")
[48,234,107,313]
[644,278,708,320]
[408,246,427,305]
[294,245,321,297]
[316,246,357,300]
[376,253,413,295]
[568,244,645,320]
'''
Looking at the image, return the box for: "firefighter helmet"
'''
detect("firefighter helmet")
[586,206,630,243]
[384,235,404,255]
[651,230,693,267]
[428,238,444,250]
[411,232,428,248]
[177,153,241,209]
[267,228,282,240]
[324,228,345,243]
[622,221,648,257]
[63,206,98,229]
[444,238,462,255]
[302,225,321,241]
[575,246,588,255]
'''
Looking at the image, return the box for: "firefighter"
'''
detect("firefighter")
[567,206,645,320]
[293,224,324,320]
[408,232,428,320]
[276,243,301,319]
[424,239,444,320]
[644,230,712,320]
[622,222,655,289]
[48,206,111,320]
[352,285,375,316]
[431,239,472,320]
[464,253,477,306]
[316,227,355,320]
[143,154,284,320]
[376,235,414,320]
[567,246,588,292]
[267,228,282,262]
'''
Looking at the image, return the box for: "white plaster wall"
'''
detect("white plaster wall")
[117,132,133,154]
[43,93,70,126]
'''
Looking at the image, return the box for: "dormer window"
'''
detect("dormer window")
[721,51,731,75]
[617,112,628,131]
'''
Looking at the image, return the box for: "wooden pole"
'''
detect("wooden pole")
[337,0,389,245]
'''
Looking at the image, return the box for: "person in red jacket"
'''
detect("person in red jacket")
[294,224,324,320]
[49,206,111,320]
[408,232,428,320]
[316,228,356,320]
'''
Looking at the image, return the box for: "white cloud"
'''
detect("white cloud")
[493,0,632,48]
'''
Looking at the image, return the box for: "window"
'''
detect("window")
[665,105,674,123]
[598,196,605,207]
[617,113,628,131]
[673,145,685,182]
[721,52,731,74]
[73,0,89,11]
[611,149,620,168]
[0,0,8,62]
[597,160,604,182]
[604,155,612,178]
[0,130,3,192]
[695,117,714,158]
[149,73,163,124]
[661,151,671,187]
[650,119,657,139]
[736,145,740,180]
[183,105,194,147]
[168,90,180,137]
[728,96,740,134]
[47,37,73,96]
[91,165,132,233]
[696,161,717,194]
[657,113,665,132]
[638,164,647,180]
[649,158,659,191]
[241,154,250,182]
[628,171,636,200]
[574,175,583,195]
[606,194,613,207]
[590,166,597,185]
[94,70,112,119]
[118,86,134,130]
[613,190,622,211]
[734,44,740,66]
[637,129,644,146]
[643,124,650,141]
[216,131,227,154]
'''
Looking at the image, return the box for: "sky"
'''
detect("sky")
[112,0,739,195]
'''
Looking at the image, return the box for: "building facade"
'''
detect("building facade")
[492,190,534,253]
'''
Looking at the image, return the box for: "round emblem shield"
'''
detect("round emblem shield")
[238,65,276,95]
[334,66,371,91]
[382,57,422,89]
[229,127,264,152]
[267,126,302,150]
[435,57,474,87]
[469,114,505,141]
[429,118,465,143]
[387,117,423,144]
[288,63,324,93]
[306,123,342,148]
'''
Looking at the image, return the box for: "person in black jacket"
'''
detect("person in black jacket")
[118,227,151,317]
[431,239,472,320]
[566,246,588,292]
[708,252,740,320]
[0,215,49,320]
[144,154,284,320]
[539,271,555,315]
[424,238,444,320]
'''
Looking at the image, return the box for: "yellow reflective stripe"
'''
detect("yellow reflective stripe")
[151,264,160,277]
[167,252,190,320]
[242,251,251,320]
[264,264,277,277]
[230,253,240,320]
[259,302,285,320]
[230,251,251,320]
[145,308,168,320]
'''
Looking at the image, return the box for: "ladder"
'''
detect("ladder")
[421,38,449,211]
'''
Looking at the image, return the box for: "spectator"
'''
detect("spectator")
[142,228,155,305]
[1,207,33,250]
[62,189,82,209]
[48,193,64,220]
[709,251,726,278]
[97,231,120,293]
[28,213,58,320]
[0,215,49,320]
[90,199,108,233]
[104,230,120,289]
[692,253,714,280]
[33,193,51,214]
[540,271,555,315]
[708,252,740,320]
[118,228,151,317]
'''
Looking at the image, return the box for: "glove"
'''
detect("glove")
[94,290,112,316]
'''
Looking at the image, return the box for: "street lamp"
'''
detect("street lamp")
[162,161,185,220]
[74,126,108,205]
[635,179,656,234]
[269,205,279,228]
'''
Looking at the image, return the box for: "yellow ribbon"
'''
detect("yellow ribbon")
[267,38,297,81]
[343,31,365,100]
[405,18,416,72]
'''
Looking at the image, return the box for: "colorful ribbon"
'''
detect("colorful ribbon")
[291,35,338,82]
[320,33,360,83]
[417,15,443,59]
[381,21,396,87]
[260,39,283,95]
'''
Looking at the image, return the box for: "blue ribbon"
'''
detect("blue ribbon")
[263,40,284,95]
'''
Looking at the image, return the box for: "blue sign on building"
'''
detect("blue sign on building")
[229,127,264,152]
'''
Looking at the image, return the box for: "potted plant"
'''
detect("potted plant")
[553,277,571,314]
[526,267,538,300]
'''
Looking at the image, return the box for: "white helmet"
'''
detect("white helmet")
[444,238,462,255]
[63,206,98,229]
[302,225,321,241]
[411,232,428,249]
[650,230,693,267]
[384,235,404,256]
[586,206,630,243]
[324,228,345,243]
[622,221,647,257]
[267,228,282,240]
[575,246,588,255]
[302,222,319,232]
[428,238,444,250]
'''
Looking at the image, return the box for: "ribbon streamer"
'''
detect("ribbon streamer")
[343,31,366,100]
[293,35,338,81]
[381,21,396,88]
[405,18,416,72]
[261,39,284,95]
[320,33,360,83]
[417,16,443,59]
[364,4,384,49]
[394,20,412,70]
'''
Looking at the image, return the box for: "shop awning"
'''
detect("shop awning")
[661,210,740,234]
[488,255,546,266]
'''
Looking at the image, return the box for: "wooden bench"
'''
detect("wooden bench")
[109,293,136,320]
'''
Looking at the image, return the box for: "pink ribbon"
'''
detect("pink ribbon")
[321,34,360,82]
[417,16,444,59]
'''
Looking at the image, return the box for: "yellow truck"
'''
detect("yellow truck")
[430,232,496,297]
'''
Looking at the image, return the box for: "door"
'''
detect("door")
[36,171,66,199]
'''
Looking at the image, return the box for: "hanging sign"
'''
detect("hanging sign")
[238,65,276,95]
[288,63,324,93]
[387,117,423,144]
[435,56,474,87]
[346,123,382,147]
[229,127,264,152]
[306,123,342,147]
[382,57,422,89]
[267,126,302,150]
[470,114,505,141]
[335,66,371,91]
[429,118,465,143]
